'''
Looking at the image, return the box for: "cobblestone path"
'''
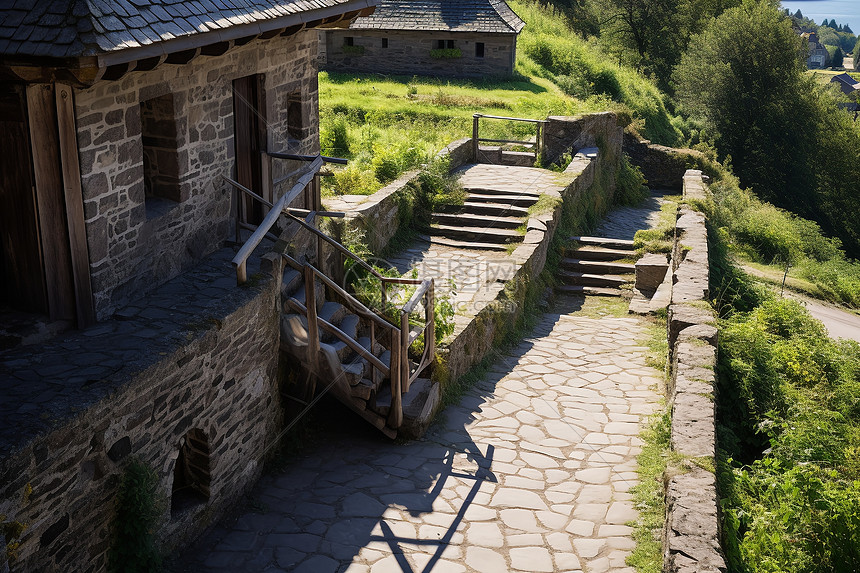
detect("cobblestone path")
[174,298,662,573]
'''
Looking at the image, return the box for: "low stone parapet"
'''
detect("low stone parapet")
[663,169,727,572]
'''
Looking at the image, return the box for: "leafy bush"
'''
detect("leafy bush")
[332,164,377,195]
[109,459,162,573]
[320,114,350,157]
[430,48,462,59]
[716,290,860,571]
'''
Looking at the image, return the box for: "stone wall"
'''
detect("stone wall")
[323,137,474,255]
[663,170,727,572]
[322,30,517,77]
[75,30,320,320]
[0,250,283,573]
[542,112,623,169]
[622,131,704,190]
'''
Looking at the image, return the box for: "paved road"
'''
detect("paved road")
[172,298,661,572]
[790,294,860,344]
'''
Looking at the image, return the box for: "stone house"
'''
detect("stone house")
[0,1,373,571]
[322,0,525,78]
[802,31,830,68]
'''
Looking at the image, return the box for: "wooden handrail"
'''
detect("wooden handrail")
[477,138,536,146]
[231,155,323,283]
[287,298,391,376]
[402,280,432,314]
[473,113,548,124]
[268,151,348,165]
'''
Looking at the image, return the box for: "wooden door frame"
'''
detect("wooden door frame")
[233,74,268,224]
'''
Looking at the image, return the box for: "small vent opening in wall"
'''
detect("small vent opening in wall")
[171,428,211,516]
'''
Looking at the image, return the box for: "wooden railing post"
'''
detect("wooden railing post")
[426,279,435,368]
[304,265,319,373]
[472,113,480,162]
[535,122,542,163]
[400,311,410,394]
[388,335,402,429]
[370,320,377,391]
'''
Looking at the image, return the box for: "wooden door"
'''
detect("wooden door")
[0,84,48,313]
[233,75,267,224]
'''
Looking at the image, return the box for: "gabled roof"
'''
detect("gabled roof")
[0,0,373,61]
[350,0,525,34]
[831,73,860,91]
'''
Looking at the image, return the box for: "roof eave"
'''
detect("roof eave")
[96,0,375,68]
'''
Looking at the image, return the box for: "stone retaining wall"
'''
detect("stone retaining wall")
[0,251,283,572]
[543,112,622,168]
[663,170,727,572]
[323,137,473,255]
[622,132,704,190]
[440,148,611,384]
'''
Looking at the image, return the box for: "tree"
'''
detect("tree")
[855,38,860,69]
[675,0,860,256]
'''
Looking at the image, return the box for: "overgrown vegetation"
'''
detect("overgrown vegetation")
[710,222,860,572]
[109,459,162,573]
[675,0,860,258]
[700,171,860,309]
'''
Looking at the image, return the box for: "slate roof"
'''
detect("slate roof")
[350,0,525,34]
[831,73,860,93]
[0,0,369,61]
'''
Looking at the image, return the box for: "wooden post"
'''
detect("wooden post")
[304,265,319,374]
[55,83,95,327]
[388,335,402,429]
[472,114,480,162]
[370,321,377,391]
[535,122,542,164]
[400,311,410,394]
[426,279,435,371]
[26,83,76,322]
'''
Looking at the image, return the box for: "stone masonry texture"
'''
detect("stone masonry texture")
[171,296,661,573]
[322,30,517,77]
[75,30,320,320]
[0,247,283,573]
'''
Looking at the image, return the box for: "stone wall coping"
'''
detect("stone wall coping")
[664,169,727,572]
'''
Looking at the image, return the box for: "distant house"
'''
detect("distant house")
[802,31,829,68]
[322,0,525,78]
[831,72,860,95]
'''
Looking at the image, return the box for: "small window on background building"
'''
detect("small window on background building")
[476,42,485,57]
[344,36,354,47]
[287,91,303,141]
[382,37,388,48]
[435,39,445,50]
[140,94,181,209]
[446,40,455,49]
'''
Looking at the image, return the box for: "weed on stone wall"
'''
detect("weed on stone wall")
[109,459,162,573]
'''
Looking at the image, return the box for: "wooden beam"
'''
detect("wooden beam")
[200,41,233,56]
[165,48,200,65]
[258,28,285,40]
[280,24,304,37]
[101,61,135,81]
[134,55,165,71]
[26,84,76,322]
[55,83,96,327]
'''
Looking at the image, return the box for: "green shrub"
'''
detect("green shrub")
[332,164,377,195]
[109,460,162,573]
[320,114,350,156]
[429,48,461,59]
[342,44,365,55]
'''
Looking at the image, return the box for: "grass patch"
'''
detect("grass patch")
[634,199,679,256]
[628,409,671,573]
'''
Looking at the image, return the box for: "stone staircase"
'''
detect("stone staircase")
[557,236,636,296]
[279,263,438,439]
[421,186,539,251]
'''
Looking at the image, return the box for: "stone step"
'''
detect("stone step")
[566,246,634,261]
[559,271,631,288]
[400,377,440,438]
[281,268,303,300]
[318,301,347,325]
[457,201,530,218]
[500,150,536,167]
[430,224,523,244]
[556,285,626,297]
[351,378,374,400]
[466,193,539,207]
[561,258,635,275]
[417,234,509,251]
[570,236,636,250]
[464,187,541,200]
[431,212,523,229]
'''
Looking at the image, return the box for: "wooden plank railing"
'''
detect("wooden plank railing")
[472,113,549,164]
[229,155,323,284]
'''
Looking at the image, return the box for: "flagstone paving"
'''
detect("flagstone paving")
[172,296,662,573]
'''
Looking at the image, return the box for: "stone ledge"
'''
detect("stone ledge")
[664,169,727,573]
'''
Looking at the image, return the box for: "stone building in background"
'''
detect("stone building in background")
[322,0,525,78]
[0,1,372,571]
